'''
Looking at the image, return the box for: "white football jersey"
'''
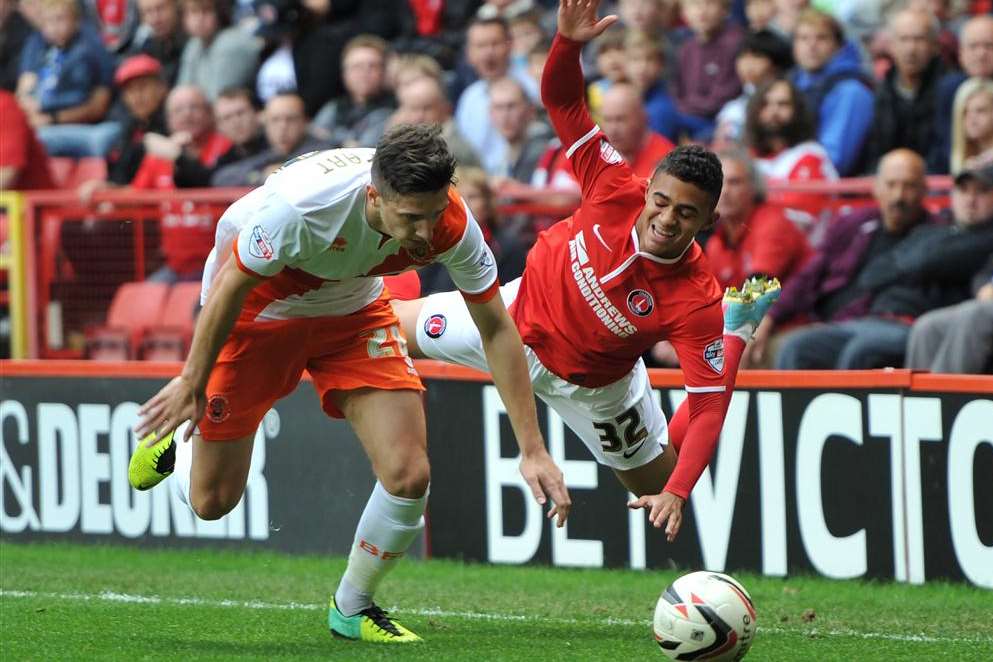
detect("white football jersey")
[201,148,498,320]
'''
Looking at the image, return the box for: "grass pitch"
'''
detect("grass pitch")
[1,541,991,661]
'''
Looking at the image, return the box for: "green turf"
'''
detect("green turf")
[1,541,991,661]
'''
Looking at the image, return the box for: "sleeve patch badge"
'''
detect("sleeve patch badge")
[249,225,274,260]
[704,338,725,374]
[599,139,623,165]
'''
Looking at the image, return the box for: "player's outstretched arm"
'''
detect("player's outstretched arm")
[543,2,617,147]
[466,295,572,526]
[136,256,262,444]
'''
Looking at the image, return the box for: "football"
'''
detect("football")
[653,571,757,661]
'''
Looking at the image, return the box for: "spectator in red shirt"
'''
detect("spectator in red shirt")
[531,81,675,196]
[131,83,230,283]
[706,148,812,290]
[745,77,838,246]
[599,82,675,179]
[0,89,55,190]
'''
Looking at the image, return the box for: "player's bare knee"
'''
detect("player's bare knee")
[191,488,242,520]
[380,454,430,498]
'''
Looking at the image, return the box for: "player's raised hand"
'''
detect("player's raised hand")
[520,449,572,527]
[135,375,205,445]
[628,491,686,542]
[556,0,618,43]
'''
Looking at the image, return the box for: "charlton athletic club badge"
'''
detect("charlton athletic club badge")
[424,314,447,339]
[704,338,725,374]
[626,289,654,317]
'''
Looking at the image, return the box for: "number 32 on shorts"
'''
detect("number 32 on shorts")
[594,407,648,458]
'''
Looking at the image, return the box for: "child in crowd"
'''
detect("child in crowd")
[586,27,627,120]
[624,31,682,142]
[509,10,546,71]
[745,0,776,31]
[16,0,118,157]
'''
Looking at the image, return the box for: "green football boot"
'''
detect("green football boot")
[328,596,423,643]
[127,430,176,491]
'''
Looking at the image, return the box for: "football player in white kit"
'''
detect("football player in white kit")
[129,125,570,643]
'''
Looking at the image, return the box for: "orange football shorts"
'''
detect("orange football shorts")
[197,295,423,441]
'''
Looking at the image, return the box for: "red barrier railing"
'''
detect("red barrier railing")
[3,359,991,393]
[14,177,955,359]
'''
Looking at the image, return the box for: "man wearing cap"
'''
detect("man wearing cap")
[906,166,993,372]
[110,55,170,182]
[78,54,169,202]
[754,151,993,369]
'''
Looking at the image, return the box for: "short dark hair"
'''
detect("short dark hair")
[651,145,724,204]
[744,78,815,156]
[739,29,794,72]
[216,86,257,108]
[468,16,510,38]
[371,124,457,198]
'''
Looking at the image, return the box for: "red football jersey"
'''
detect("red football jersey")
[510,35,724,391]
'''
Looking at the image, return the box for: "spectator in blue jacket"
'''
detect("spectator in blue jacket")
[16,0,119,157]
[789,8,874,176]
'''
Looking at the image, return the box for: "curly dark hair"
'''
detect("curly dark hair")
[371,124,457,198]
[651,145,724,205]
[744,78,816,157]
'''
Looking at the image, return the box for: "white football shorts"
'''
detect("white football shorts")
[415,278,668,470]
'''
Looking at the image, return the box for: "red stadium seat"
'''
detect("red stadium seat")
[86,281,170,360]
[48,157,108,190]
[140,282,202,361]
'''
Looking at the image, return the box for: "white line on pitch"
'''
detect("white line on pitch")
[2,588,989,646]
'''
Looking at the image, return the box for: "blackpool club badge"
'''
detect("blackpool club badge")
[626,289,654,317]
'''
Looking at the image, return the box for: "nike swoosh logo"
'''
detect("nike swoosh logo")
[622,439,647,459]
[592,224,612,251]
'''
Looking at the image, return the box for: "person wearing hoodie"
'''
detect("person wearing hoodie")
[788,8,874,176]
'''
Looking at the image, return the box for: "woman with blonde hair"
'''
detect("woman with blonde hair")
[950,77,993,173]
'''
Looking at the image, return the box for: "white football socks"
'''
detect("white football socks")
[334,481,428,617]
[169,422,194,512]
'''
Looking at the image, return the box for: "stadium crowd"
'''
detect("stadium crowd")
[2,0,992,372]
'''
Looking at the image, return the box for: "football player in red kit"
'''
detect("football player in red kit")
[395,0,779,542]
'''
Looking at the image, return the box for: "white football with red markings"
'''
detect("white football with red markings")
[653,571,757,661]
